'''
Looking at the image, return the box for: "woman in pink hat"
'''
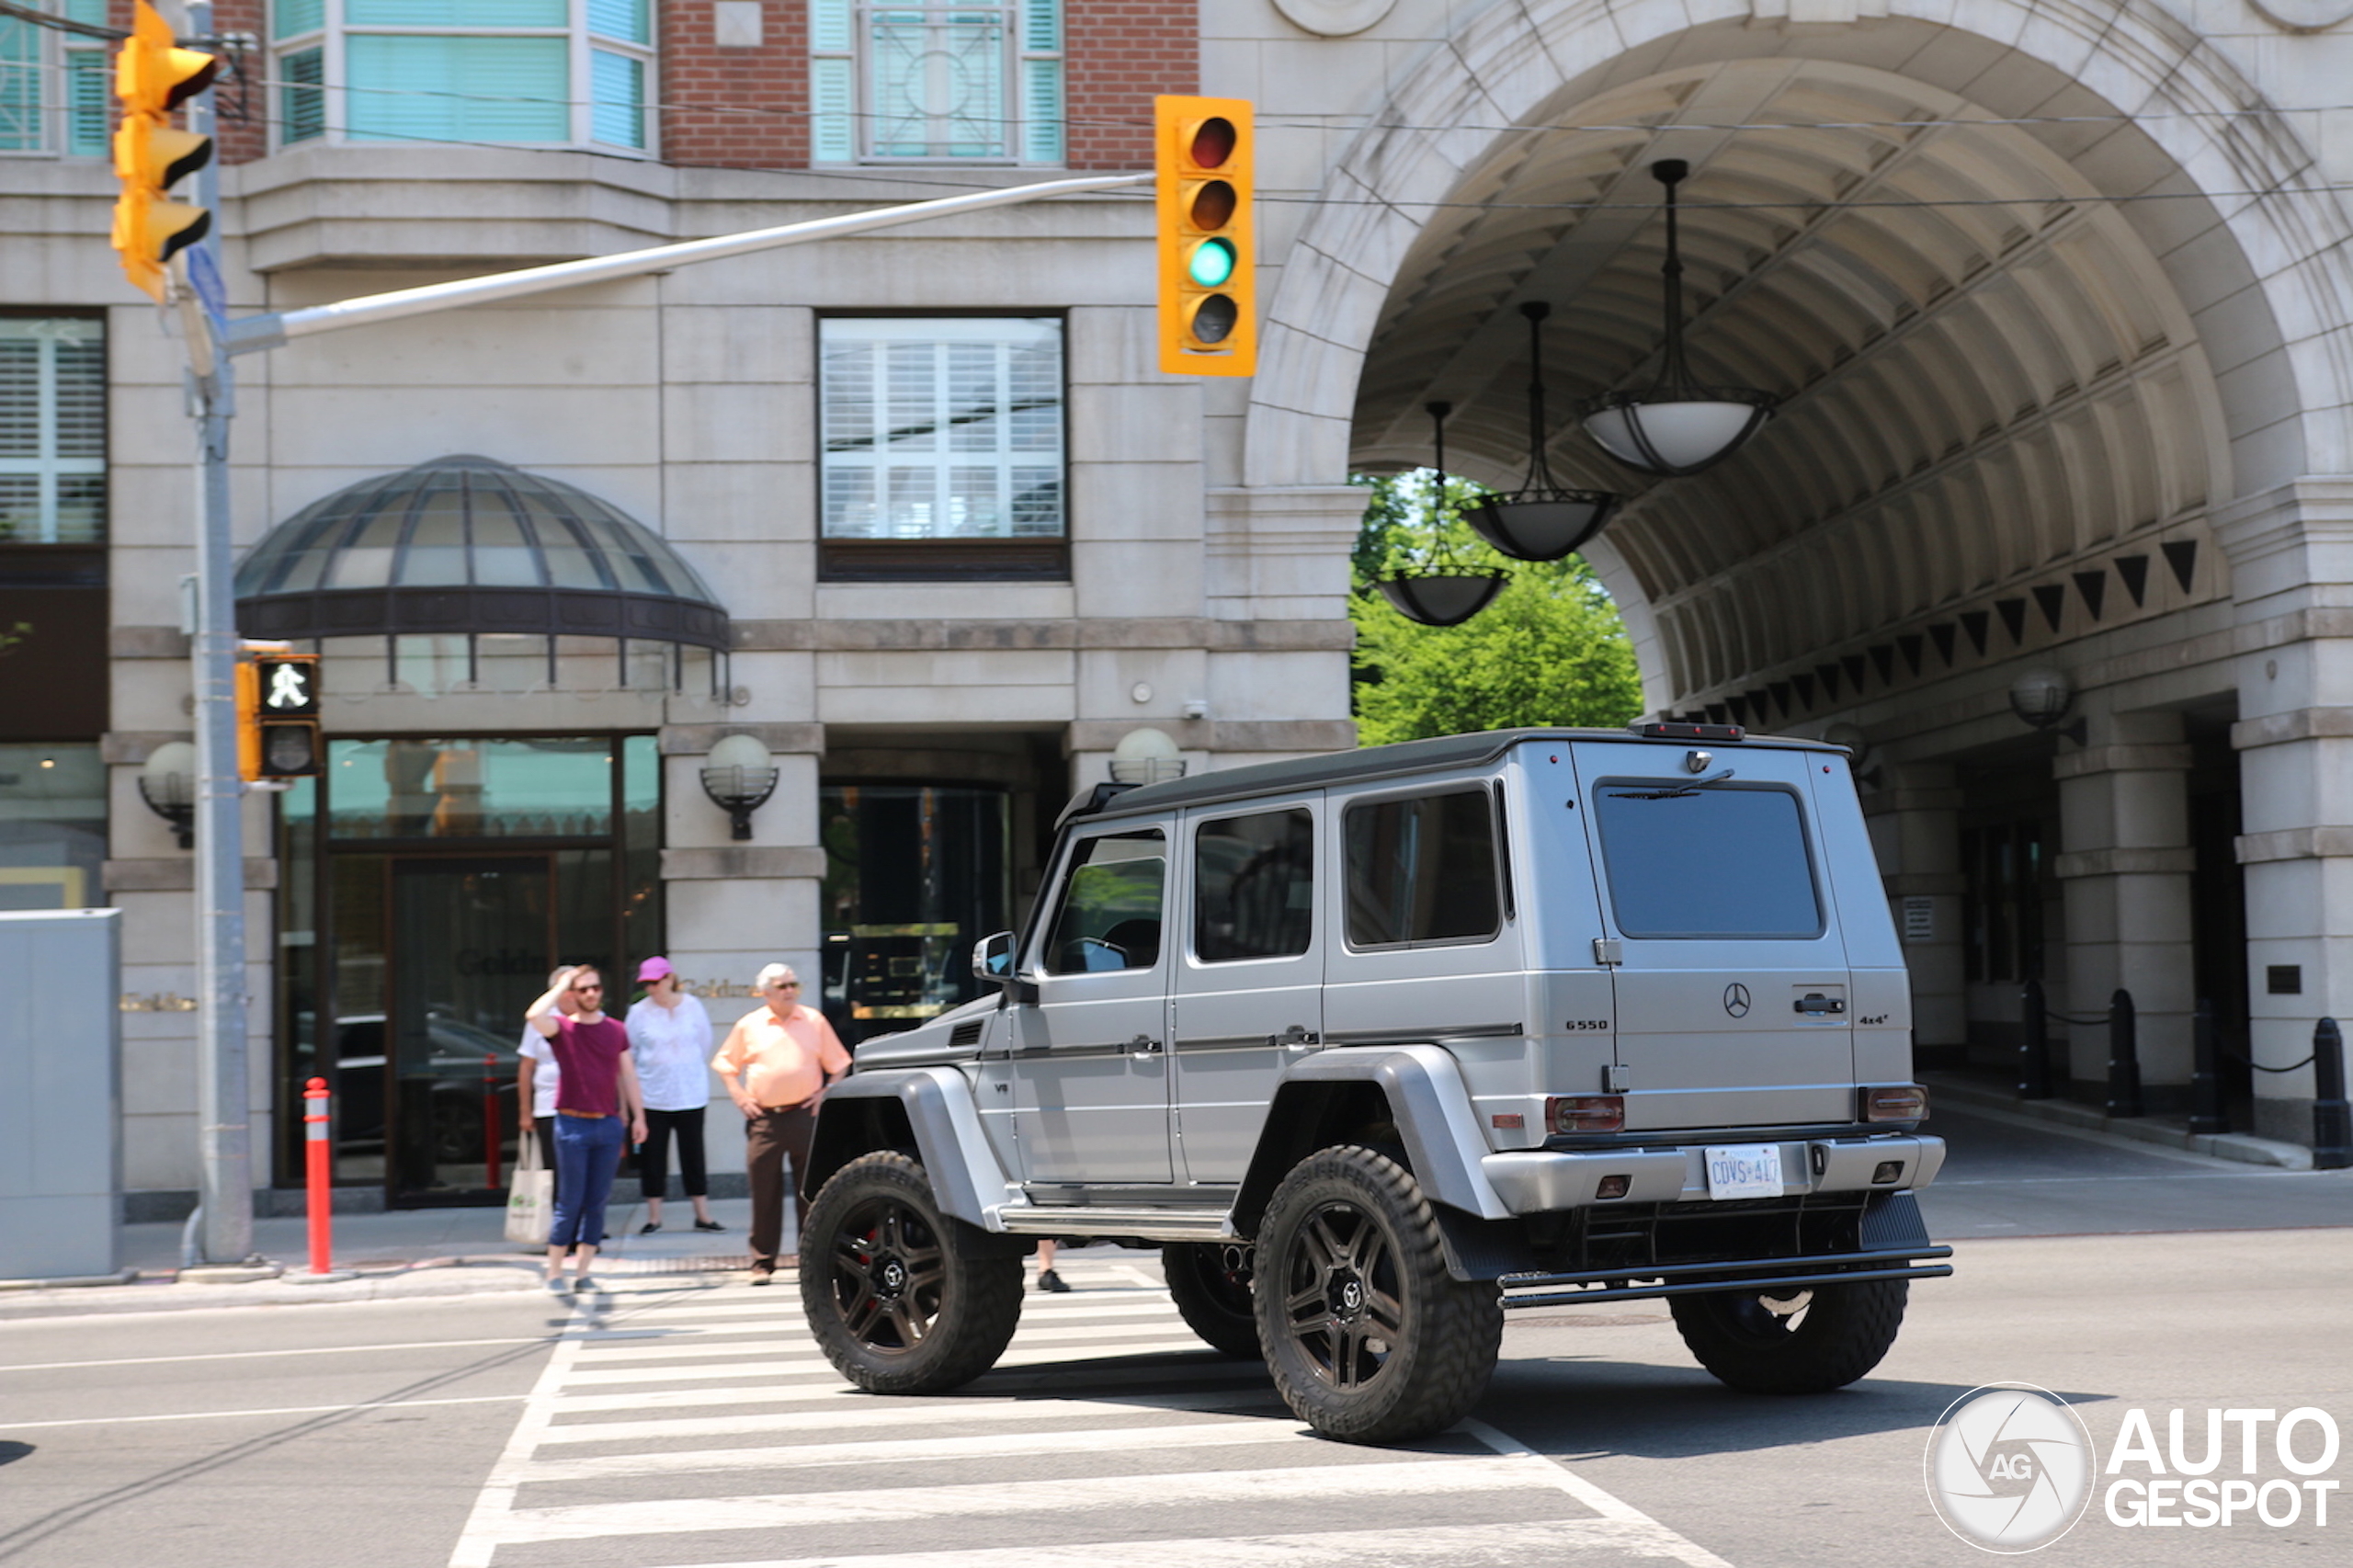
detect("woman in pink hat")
[625,957,722,1233]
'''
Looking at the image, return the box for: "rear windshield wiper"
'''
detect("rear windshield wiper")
[1607,767,1735,801]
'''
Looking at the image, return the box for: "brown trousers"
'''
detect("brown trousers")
[745,1104,818,1264]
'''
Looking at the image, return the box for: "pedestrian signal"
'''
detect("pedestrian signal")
[236,653,322,780]
[111,0,218,304]
[1155,96,1256,377]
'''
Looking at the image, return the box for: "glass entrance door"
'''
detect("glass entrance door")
[387,857,551,1201]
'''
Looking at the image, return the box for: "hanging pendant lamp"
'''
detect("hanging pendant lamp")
[1580,160,1776,477]
[1374,401,1509,628]
[1466,302,1619,560]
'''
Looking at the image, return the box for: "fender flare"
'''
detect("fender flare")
[802,1066,1011,1231]
[1235,1045,1514,1232]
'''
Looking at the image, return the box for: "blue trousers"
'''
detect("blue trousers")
[549,1113,624,1250]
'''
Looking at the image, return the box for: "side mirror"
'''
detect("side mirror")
[972,931,1015,981]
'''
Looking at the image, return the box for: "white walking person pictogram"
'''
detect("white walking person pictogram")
[266,663,310,709]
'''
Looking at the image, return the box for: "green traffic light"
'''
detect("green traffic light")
[1188,238,1236,289]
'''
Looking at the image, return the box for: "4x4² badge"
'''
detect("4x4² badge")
[1722,983,1752,1017]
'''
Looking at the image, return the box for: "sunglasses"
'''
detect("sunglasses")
[767,981,801,991]
[570,983,604,993]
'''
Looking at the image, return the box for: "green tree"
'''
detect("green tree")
[1348,472,1643,744]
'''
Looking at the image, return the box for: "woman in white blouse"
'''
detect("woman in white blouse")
[625,957,722,1233]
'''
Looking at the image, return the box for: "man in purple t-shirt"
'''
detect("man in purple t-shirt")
[527,964,647,1295]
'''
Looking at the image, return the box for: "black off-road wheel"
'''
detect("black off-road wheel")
[1255,1145,1503,1443]
[1669,1278,1909,1394]
[1162,1243,1261,1358]
[798,1152,1024,1395]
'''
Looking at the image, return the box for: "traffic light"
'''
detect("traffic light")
[1155,96,1256,377]
[111,0,218,304]
[236,652,322,781]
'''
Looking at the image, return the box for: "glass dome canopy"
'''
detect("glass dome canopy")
[234,455,728,651]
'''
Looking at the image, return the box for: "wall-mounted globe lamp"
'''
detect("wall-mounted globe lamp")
[1580,161,1777,477]
[1466,304,1618,560]
[1108,725,1187,785]
[699,733,779,840]
[1373,402,1510,628]
[138,740,198,850]
[2008,668,2087,745]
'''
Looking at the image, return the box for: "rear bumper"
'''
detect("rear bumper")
[1496,1244,1954,1309]
[1481,1132,1943,1213]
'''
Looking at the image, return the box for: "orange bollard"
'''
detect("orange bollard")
[304,1076,333,1274]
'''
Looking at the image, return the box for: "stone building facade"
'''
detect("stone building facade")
[3,0,2350,1211]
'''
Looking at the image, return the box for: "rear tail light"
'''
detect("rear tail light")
[1863,1085,1928,1122]
[1547,1095,1624,1134]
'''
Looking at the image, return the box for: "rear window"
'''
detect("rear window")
[1592,784,1822,938]
[1345,789,1499,947]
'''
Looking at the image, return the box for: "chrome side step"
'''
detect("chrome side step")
[995,1207,1234,1242]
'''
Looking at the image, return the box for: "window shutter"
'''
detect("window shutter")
[1020,59,1061,164]
[274,0,325,39]
[65,50,110,156]
[347,0,567,25]
[590,49,642,148]
[811,57,854,162]
[0,321,107,546]
[1019,0,1057,51]
[0,16,36,154]
[347,35,570,144]
[280,47,326,142]
[586,0,648,45]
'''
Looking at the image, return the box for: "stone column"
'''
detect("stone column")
[2052,711,2198,1108]
[1862,764,1967,1063]
[2215,479,2353,1147]
[658,722,825,1188]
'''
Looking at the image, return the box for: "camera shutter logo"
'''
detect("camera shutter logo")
[1722,983,1751,1017]
[1925,1383,2095,1552]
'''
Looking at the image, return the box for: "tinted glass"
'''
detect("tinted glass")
[1042,831,1165,974]
[1593,784,1822,938]
[1194,808,1313,962]
[1345,790,1498,947]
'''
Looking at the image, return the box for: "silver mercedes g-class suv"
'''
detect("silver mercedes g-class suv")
[797,723,1951,1442]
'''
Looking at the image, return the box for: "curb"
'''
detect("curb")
[1924,1074,2317,1170]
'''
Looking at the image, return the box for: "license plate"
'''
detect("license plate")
[1703,1143,1784,1199]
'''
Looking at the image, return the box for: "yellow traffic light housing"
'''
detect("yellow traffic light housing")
[1156,96,1256,377]
[236,652,323,781]
[111,0,219,303]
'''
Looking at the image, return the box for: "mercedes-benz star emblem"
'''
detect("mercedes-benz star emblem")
[1722,983,1752,1018]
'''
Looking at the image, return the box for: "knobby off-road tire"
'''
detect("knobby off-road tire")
[798,1151,1025,1395]
[1670,1278,1909,1394]
[1162,1243,1262,1358]
[1255,1145,1503,1443]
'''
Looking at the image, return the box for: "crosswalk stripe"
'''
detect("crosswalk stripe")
[529,1388,1289,1447]
[650,1519,1716,1568]
[514,1415,1305,1482]
[597,1292,1172,1326]
[481,1454,1576,1545]
[544,1343,1228,1414]
[567,1323,1216,1377]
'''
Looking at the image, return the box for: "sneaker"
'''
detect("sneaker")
[1038,1269,1071,1293]
[749,1259,775,1287]
[544,1276,570,1296]
[573,1275,597,1294]
[692,1219,727,1233]
[638,1221,662,1234]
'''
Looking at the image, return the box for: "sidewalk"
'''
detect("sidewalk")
[1922,1068,2316,1170]
[0,1193,771,1322]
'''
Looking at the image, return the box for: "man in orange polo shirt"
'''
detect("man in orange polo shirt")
[713,961,852,1284]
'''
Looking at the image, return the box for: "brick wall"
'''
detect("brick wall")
[1065,0,1195,169]
[213,0,268,166]
[662,0,808,168]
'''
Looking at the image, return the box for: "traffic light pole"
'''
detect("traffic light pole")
[180,0,255,1269]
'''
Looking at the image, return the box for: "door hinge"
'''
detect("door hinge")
[1604,1063,1630,1092]
[1592,937,1623,967]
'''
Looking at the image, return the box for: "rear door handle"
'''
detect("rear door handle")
[1272,1025,1321,1051]
[1127,1034,1164,1057]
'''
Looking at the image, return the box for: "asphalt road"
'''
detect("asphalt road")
[2,1113,2346,1568]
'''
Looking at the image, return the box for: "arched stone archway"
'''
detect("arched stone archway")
[1229,0,2353,1141]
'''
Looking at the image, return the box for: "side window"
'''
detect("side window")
[1345,790,1500,948]
[1040,830,1165,975]
[1193,808,1313,963]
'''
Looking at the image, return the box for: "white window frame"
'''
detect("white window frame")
[0,316,108,546]
[811,0,1063,166]
[0,0,111,158]
[269,0,657,156]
